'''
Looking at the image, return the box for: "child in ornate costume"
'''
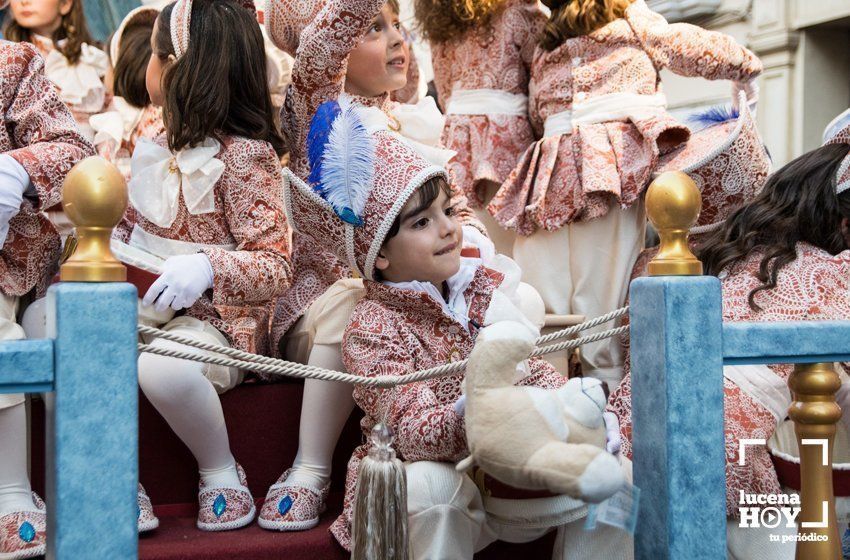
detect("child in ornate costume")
[3,0,109,139]
[260,0,489,532]
[0,38,93,560]
[608,129,850,560]
[90,6,164,180]
[488,0,762,391]
[116,0,292,532]
[284,98,627,558]
[415,0,545,257]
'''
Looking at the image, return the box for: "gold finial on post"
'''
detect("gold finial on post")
[646,171,703,276]
[60,156,127,282]
[788,362,842,560]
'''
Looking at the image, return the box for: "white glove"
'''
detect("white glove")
[453,394,466,417]
[143,252,214,312]
[462,225,495,262]
[0,154,31,247]
[603,411,621,455]
[732,79,759,112]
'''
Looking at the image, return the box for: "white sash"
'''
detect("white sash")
[543,92,668,138]
[446,89,528,117]
[723,364,792,422]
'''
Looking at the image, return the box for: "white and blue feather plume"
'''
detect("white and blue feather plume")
[306,98,375,227]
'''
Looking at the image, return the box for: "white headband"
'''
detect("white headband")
[169,0,192,58]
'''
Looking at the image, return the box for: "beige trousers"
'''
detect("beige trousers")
[0,293,26,410]
[282,277,366,364]
[406,461,632,560]
[474,180,515,259]
[513,203,645,391]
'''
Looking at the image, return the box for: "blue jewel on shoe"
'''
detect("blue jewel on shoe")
[18,521,35,543]
[278,495,293,516]
[213,494,227,518]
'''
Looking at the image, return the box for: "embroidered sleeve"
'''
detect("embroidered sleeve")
[628,5,762,82]
[344,309,469,463]
[202,140,292,306]
[5,42,94,211]
[430,44,452,113]
[289,0,386,162]
[512,0,546,68]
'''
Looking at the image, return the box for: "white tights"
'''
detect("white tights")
[138,340,238,487]
[0,403,36,513]
[286,343,354,490]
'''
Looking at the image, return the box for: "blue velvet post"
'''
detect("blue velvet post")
[630,276,726,559]
[0,340,53,393]
[45,283,138,560]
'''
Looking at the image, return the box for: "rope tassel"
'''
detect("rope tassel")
[352,423,409,560]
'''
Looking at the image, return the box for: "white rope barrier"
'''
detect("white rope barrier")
[137,308,628,387]
[138,324,629,388]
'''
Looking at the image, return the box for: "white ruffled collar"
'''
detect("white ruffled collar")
[127,138,225,228]
[89,97,145,148]
[41,38,108,112]
[384,256,480,331]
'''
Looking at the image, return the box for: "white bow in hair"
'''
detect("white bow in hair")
[128,138,225,228]
[44,42,109,112]
[348,95,457,168]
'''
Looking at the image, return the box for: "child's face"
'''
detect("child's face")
[9,0,71,36]
[345,3,408,98]
[145,20,170,107]
[375,186,463,287]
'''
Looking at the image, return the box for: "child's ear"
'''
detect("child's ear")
[374,252,390,271]
[59,0,73,16]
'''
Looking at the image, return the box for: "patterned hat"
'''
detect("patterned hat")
[655,92,771,234]
[263,0,323,56]
[283,98,447,280]
[170,0,258,58]
[110,6,160,64]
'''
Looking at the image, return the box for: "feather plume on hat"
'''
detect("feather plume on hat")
[307,98,376,227]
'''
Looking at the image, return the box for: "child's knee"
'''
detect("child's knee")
[138,340,205,401]
[405,461,480,516]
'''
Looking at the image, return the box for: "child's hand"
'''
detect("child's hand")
[732,79,759,112]
[0,154,30,247]
[453,394,467,417]
[143,253,214,312]
[603,411,621,455]
[462,225,495,262]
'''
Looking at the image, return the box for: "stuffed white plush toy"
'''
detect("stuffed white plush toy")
[458,320,625,503]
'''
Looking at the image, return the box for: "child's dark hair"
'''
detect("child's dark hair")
[112,21,154,108]
[384,175,452,242]
[373,176,451,281]
[154,0,286,155]
[3,0,95,64]
[697,143,850,310]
